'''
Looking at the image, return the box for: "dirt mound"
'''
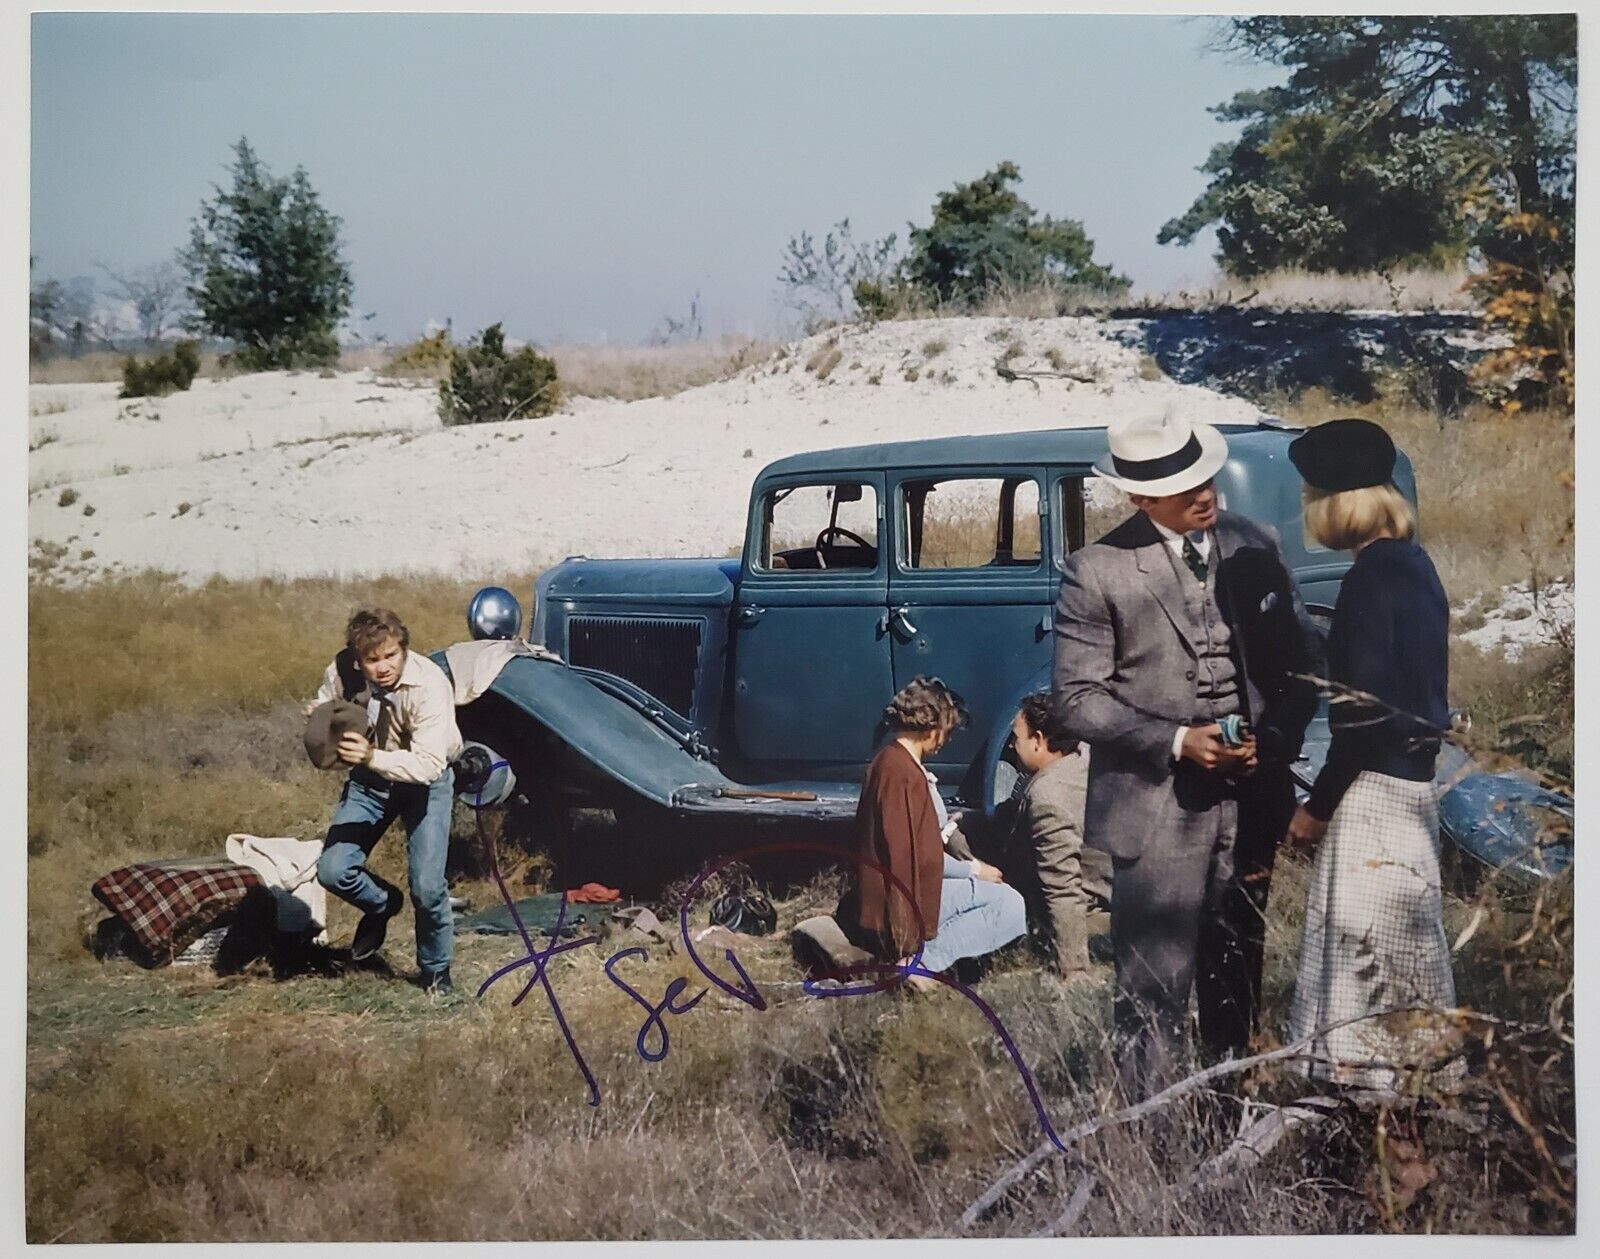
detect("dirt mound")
[27,316,1261,585]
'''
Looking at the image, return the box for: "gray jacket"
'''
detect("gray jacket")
[1051,509,1323,860]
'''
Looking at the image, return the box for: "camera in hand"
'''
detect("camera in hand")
[1217,714,1253,747]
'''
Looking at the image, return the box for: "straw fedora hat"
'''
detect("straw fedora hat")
[1092,406,1229,497]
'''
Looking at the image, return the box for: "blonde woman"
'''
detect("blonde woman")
[840,677,1026,991]
[1284,419,1460,1091]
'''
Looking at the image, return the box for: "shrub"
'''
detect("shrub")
[119,340,201,399]
[384,330,454,380]
[438,324,561,426]
[1465,209,1574,411]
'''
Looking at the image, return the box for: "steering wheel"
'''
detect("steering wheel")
[814,525,873,570]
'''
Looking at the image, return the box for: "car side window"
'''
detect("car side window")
[900,476,1041,570]
[757,482,880,572]
[1079,476,1127,548]
[1057,477,1086,558]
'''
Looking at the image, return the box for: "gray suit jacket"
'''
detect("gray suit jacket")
[1051,509,1323,861]
[1007,751,1113,905]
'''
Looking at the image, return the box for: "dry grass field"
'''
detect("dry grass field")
[24,348,1573,1239]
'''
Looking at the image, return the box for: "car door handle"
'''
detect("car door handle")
[736,605,764,627]
[889,607,919,638]
[1036,613,1052,640]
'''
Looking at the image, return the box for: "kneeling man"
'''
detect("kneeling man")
[309,607,463,993]
[1007,692,1112,982]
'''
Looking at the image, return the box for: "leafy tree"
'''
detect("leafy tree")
[29,258,62,360]
[1465,207,1573,410]
[181,138,353,370]
[438,323,562,426]
[781,164,1125,323]
[1160,16,1576,276]
[904,161,1127,307]
[28,267,99,358]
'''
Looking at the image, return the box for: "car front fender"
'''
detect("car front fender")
[462,654,860,823]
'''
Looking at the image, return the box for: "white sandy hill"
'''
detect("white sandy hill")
[1455,579,1574,662]
[27,316,1261,585]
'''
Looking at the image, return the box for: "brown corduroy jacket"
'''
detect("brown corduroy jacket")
[848,740,944,959]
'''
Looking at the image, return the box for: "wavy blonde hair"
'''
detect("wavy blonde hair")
[1302,483,1416,552]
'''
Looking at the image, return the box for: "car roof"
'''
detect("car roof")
[756,419,1290,479]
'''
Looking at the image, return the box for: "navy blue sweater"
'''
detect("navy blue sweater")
[1306,538,1449,820]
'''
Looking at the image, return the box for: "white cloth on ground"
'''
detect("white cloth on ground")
[225,834,328,943]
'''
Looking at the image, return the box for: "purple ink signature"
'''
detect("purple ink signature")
[470,771,1069,1151]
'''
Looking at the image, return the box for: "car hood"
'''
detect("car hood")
[540,556,740,608]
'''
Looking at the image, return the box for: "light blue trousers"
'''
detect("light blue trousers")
[317,766,454,974]
[919,875,1028,974]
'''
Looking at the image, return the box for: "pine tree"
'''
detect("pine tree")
[181,138,354,370]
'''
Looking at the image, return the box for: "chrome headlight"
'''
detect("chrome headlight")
[467,586,523,640]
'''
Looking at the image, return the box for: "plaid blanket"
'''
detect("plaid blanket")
[91,859,263,963]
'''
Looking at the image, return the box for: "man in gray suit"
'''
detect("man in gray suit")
[1052,408,1322,1100]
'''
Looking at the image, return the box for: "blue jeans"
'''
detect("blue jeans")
[317,766,454,974]
[919,875,1027,974]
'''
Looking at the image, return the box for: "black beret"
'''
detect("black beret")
[1287,418,1397,492]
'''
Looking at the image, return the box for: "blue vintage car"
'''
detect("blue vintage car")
[451,421,1570,884]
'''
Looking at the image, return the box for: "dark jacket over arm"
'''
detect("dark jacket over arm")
[1218,521,1327,769]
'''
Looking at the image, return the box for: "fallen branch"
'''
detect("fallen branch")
[1176,1096,1339,1194]
[995,362,1095,386]
[1029,1171,1096,1238]
[958,1003,1503,1228]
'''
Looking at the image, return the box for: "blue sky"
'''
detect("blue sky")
[30,11,1283,344]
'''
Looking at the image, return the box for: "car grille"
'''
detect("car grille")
[567,616,702,718]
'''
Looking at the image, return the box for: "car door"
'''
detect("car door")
[886,467,1054,777]
[728,473,893,780]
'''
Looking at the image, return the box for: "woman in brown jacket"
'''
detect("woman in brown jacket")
[843,678,1026,989]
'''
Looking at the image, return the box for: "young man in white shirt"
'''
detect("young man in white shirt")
[309,608,464,993]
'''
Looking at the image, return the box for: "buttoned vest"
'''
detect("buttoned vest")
[1162,539,1243,722]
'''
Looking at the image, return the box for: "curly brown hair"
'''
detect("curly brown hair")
[346,607,410,656]
[884,676,967,739]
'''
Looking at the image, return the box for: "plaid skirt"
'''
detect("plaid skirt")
[1287,771,1463,1090]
